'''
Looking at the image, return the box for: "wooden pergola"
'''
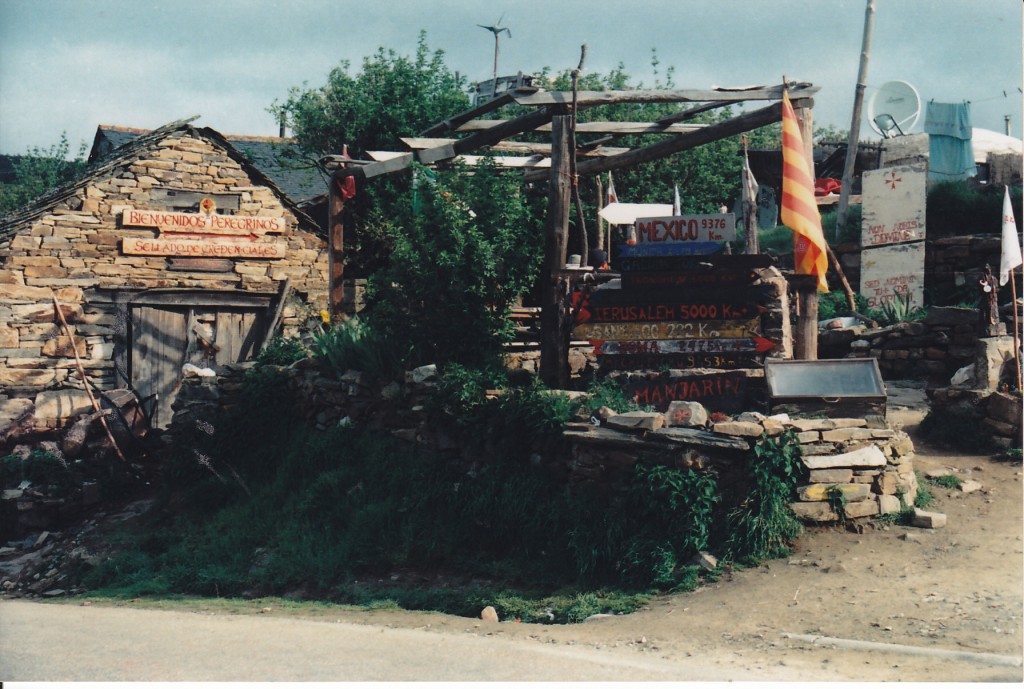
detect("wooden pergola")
[324,80,821,387]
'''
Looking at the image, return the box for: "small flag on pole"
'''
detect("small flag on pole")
[607,172,618,205]
[1000,185,1022,286]
[742,150,758,213]
[781,90,829,292]
[673,185,681,216]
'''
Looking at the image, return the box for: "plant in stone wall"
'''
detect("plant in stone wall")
[725,430,804,563]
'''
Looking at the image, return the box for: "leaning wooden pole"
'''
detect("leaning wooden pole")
[52,294,127,462]
[540,113,573,388]
[835,0,877,245]
[1012,270,1023,390]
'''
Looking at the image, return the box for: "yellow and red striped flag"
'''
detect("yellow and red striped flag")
[781,90,829,292]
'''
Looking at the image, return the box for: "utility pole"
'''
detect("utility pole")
[835,0,876,243]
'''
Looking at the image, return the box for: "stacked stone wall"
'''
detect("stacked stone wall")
[170,362,915,527]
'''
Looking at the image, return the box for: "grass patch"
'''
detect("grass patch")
[927,474,963,490]
[75,367,804,622]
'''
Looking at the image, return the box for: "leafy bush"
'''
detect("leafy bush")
[927,181,1018,237]
[0,450,81,498]
[310,317,407,381]
[725,431,804,563]
[364,161,541,371]
[818,290,871,321]
[255,335,308,367]
[918,409,998,453]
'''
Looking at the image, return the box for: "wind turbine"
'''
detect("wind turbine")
[478,17,510,100]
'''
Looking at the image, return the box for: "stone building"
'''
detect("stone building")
[0,118,329,432]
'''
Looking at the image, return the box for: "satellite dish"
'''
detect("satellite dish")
[867,80,921,138]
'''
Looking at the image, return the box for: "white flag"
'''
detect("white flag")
[673,185,681,215]
[741,149,758,211]
[1000,185,1022,285]
[607,172,618,205]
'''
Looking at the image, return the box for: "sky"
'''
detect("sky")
[1,0,1021,157]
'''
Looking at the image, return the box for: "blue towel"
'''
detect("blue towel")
[925,101,975,180]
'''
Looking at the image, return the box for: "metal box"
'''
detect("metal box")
[764,358,887,418]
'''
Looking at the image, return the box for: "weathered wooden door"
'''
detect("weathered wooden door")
[128,291,272,428]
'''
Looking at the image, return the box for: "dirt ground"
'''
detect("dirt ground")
[4,381,1022,681]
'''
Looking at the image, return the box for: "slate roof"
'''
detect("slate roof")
[89,124,328,206]
[2,118,321,242]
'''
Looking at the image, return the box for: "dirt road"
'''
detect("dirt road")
[2,386,1022,682]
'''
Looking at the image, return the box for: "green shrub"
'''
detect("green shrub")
[918,409,998,453]
[255,335,308,367]
[868,290,927,326]
[310,317,407,382]
[818,290,871,321]
[725,431,804,563]
[0,450,81,498]
[364,161,541,371]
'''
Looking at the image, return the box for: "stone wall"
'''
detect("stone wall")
[0,128,328,432]
[818,307,990,382]
[831,234,1019,307]
[170,361,915,527]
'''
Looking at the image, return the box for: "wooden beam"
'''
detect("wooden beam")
[416,106,557,165]
[525,101,785,183]
[400,137,630,157]
[418,93,516,137]
[512,84,819,107]
[455,120,707,135]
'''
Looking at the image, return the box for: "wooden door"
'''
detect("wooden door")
[129,304,268,428]
[130,305,189,429]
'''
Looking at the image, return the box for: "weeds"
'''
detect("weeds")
[725,431,804,564]
[927,474,963,490]
[825,485,848,525]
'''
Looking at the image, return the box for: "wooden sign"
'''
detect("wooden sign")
[621,270,757,290]
[573,318,759,341]
[616,242,723,258]
[585,283,774,307]
[598,352,763,371]
[616,253,773,273]
[860,163,927,248]
[617,371,748,412]
[122,237,287,259]
[636,214,736,243]
[167,257,235,272]
[593,336,776,355]
[582,299,765,324]
[121,207,286,236]
[860,241,925,309]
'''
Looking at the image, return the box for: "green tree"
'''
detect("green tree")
[271,32,470,275]
[0,134,87,215]
[365,161,541,371]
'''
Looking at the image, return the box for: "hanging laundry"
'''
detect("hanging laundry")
[924,101,976,181]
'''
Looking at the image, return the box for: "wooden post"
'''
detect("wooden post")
[595,174,605,257]
[328,172,346,320]
[791,275,820,360]
[540,113,572,388]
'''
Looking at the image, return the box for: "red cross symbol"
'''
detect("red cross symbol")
[884,171,902,190]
